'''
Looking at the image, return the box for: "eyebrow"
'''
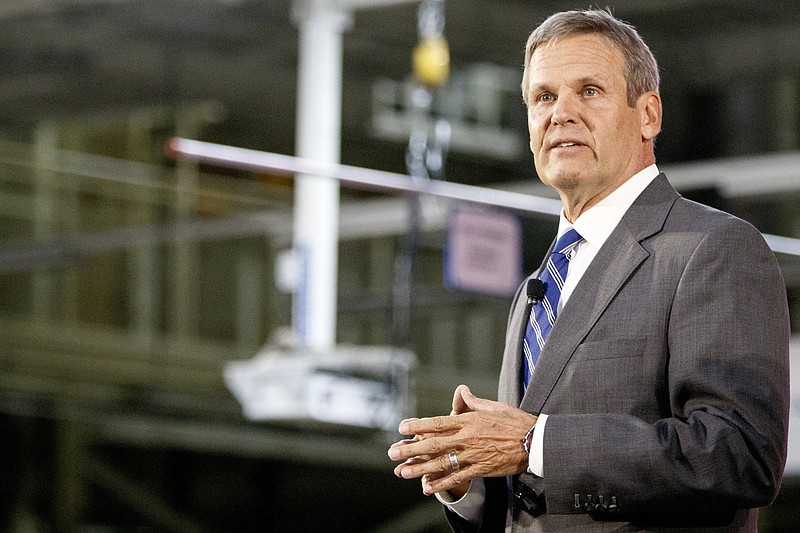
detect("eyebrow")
[529,74,610,95]
[576,75,610,87]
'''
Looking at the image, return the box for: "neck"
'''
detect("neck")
[560,152,656,222]
[559,186,612,223]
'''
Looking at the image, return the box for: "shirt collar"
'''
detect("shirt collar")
[556,164,660,250]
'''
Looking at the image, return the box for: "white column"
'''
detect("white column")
[292,0,352,349]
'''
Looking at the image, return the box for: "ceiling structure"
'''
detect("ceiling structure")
[0,0,798,175]
[1,0,799,304]
[0,0,798,293]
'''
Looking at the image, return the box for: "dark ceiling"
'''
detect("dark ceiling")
[0,0,799,184]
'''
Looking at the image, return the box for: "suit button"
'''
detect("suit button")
[583,495,594,513]
[594,495,606,513]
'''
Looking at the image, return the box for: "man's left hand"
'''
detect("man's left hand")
[387,385,538,496]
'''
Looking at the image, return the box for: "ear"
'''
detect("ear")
[638,91,662,141]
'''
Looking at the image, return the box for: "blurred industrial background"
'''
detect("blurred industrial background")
[0,0,799,531]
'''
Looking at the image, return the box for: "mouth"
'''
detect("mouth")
[550,140,585,149]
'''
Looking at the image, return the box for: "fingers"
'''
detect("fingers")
[425,474,471,500]
[451,384,472,415]
[393,450,475,497]
[459,387,505,413]
[423,466,472,496]
[452,385,507,416]
[398,414,460,437]
[392,456,429,478]
[394,450,455,481]
[389,385,511,497]
[388,431,451,463]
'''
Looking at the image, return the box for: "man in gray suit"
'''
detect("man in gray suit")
[388,8,790,532]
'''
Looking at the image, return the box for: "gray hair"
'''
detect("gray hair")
[521,8,660,107]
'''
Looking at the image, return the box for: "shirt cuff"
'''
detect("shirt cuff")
[528,413,548,477]
[435,477,485,525]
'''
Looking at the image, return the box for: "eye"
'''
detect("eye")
[537,92,554,103]
[583,87,599,97]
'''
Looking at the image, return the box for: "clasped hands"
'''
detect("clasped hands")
[388,384,538,497]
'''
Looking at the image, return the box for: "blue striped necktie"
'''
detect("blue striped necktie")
[523,228,583,388]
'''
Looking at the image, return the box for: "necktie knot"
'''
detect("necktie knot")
[554,228,583,257]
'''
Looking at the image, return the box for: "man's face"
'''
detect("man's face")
[525,33,659,213]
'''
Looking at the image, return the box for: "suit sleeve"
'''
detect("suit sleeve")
[444,477,509,533]
[540,217,791,521]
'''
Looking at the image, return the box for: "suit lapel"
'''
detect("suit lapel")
[498,237,558,406]
[499,275,545,406]
[519,174,679,413]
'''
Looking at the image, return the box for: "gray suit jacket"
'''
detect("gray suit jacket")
[447,174,791,532]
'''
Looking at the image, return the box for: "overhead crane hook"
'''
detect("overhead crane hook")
[393,0,450,347]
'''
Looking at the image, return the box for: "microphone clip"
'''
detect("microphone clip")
[526,278,545,305]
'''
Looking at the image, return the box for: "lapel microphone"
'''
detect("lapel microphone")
[526,278,545,305]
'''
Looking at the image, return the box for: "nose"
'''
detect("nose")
[551,93,579,126]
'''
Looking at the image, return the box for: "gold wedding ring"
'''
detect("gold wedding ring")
[448,451,460,470]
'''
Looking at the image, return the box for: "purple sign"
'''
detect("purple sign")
[444,207,522,297]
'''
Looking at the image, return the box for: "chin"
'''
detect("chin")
[540,171,583,190]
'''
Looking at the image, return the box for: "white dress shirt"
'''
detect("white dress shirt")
[441,164,661,522]
[529,163,660,476]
